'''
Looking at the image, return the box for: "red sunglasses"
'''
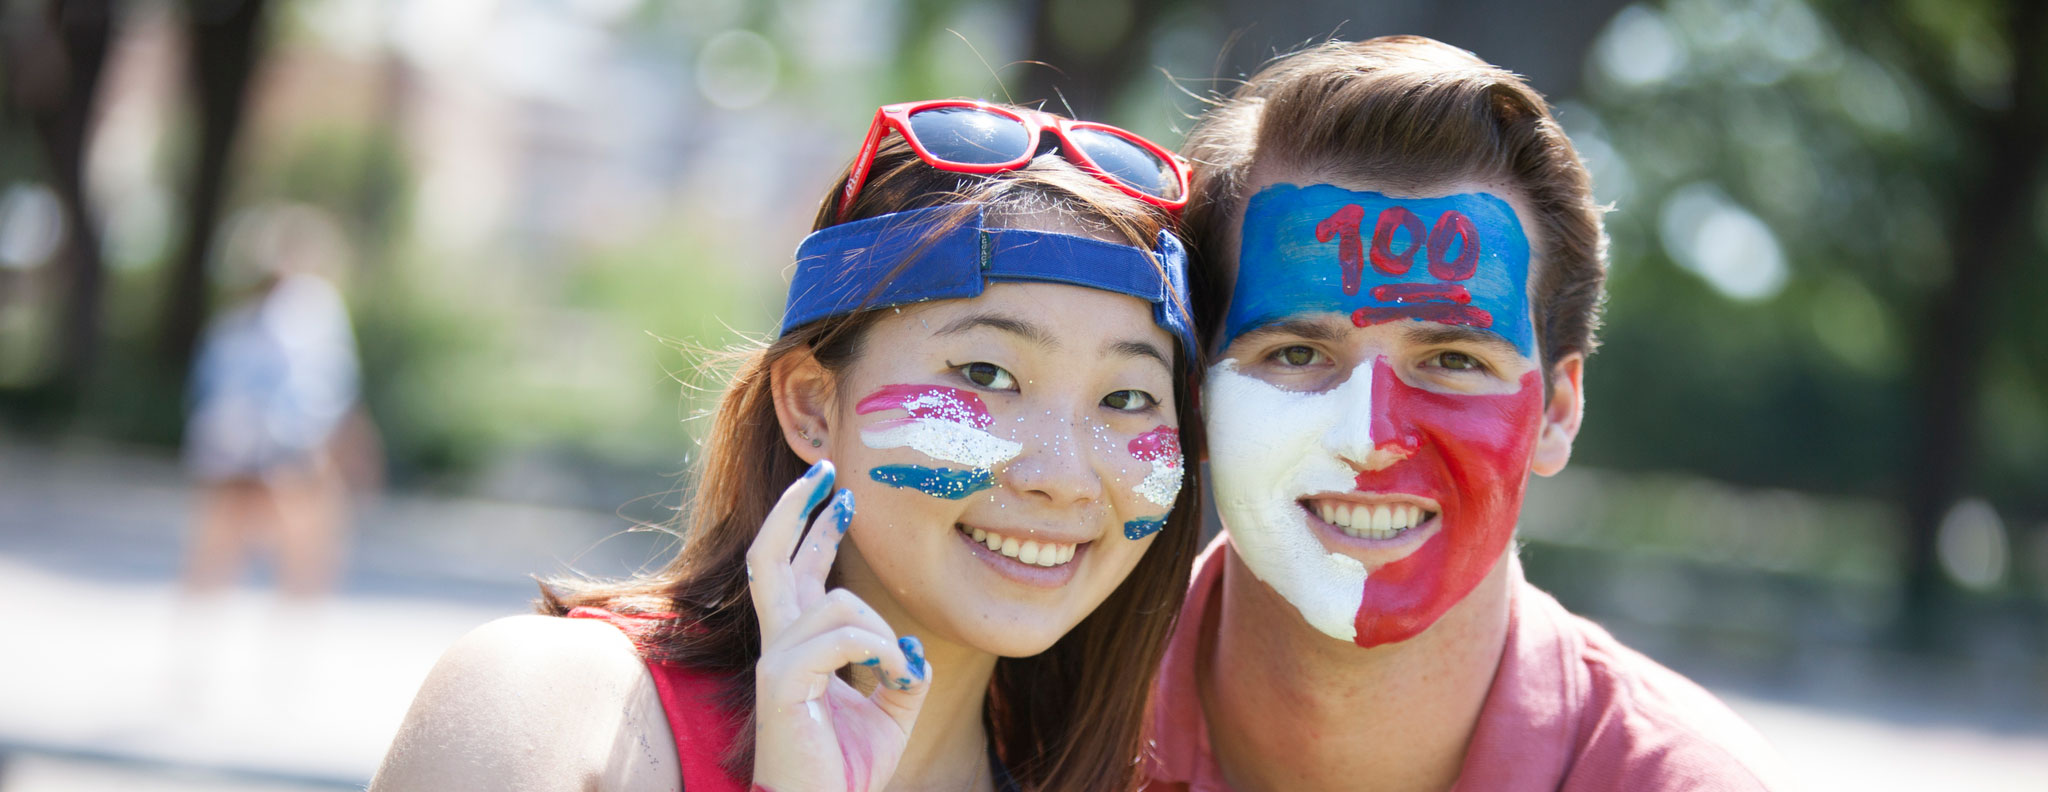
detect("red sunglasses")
[837,100,1191,219]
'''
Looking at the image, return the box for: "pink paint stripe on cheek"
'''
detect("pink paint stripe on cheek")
[1129,426,1182,466]
[854,384,994,429]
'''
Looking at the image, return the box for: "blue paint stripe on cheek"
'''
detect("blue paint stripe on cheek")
[1123,516,1166,540]
[868,464,995,500]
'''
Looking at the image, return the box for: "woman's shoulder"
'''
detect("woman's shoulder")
[370,614,682,791]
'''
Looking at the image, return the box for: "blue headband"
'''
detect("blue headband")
[780,206,1196,360]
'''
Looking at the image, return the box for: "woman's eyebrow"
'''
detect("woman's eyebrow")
[1105,339,1171,370]
[934,312,1059,350]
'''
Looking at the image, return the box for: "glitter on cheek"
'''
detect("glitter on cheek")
[857,384,1022,468]
[869,464,995,499]
[1124,516,1167,540]
[1129,426,1184,508]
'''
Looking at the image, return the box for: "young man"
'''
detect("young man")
[1145,37,1786,791]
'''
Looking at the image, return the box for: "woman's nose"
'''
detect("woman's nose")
[999,412,1107,506]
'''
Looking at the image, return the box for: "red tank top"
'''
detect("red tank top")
[567,606,749,792]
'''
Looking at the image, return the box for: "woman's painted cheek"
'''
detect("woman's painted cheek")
[1121,425,1182,539]
[856,384,1020,499]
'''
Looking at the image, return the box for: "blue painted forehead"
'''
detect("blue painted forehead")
[1222,183,1535,355]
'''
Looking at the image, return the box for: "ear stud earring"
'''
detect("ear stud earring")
[799,429,823,448]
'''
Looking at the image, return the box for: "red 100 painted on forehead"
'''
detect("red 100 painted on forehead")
[1205,183,1546,648]
[1220,184,1533,355]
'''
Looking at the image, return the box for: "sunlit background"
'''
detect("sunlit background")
[2,0,2044,789]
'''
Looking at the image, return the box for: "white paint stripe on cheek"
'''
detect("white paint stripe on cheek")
[1203,358,1368,643]
[860,419,1022,468]
[1135,460,1182,507]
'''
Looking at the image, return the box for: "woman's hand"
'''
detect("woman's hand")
[748,460,930,792]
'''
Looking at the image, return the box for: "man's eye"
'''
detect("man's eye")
[1430,351,1485,371]
[1103,389,1158,412]
[1272,345,1322,366]
[959,362,1017,390]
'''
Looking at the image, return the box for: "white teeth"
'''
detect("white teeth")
[1308,500,1438,540]
[961,524,1077,566]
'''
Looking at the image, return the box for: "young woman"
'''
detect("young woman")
[370,101,1203,792]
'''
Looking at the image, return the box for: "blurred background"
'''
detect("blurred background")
[1,0,2043,789]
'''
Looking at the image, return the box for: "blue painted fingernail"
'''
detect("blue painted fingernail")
[832,489,855,535]
[898,636,927,683]
[800,462,835,515]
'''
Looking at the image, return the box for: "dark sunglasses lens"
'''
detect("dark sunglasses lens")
[907,107,1033,165]
[1069,128,1179,200]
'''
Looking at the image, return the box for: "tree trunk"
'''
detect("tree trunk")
[25,0,115,407]
[1018,0,1173,118]
[1897,0,2046,647]
[158,0,269,389]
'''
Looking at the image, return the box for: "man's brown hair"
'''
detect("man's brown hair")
[1183,35,1608,370]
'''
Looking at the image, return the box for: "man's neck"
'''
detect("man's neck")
[1200,546,1515,792]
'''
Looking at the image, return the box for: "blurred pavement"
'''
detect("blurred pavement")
[2,442,2045,790]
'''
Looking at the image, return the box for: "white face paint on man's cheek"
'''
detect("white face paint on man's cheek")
[1203,358,1367,642]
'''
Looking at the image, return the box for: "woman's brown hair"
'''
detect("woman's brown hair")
[540,110,1202,791]
[1182,35,1609,372]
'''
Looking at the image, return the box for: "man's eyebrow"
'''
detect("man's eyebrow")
[1230,318,1348,345]
[1403,324,1523,357]
[1105,338,1172,371]
[933,312,1059,350]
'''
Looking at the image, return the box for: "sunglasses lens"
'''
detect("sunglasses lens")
[907,106,1033,165]
[1069,128,1180,201]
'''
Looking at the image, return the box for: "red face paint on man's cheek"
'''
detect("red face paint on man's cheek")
[1351,365,1543,648]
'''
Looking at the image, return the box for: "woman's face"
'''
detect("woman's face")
[819,280,1182,657]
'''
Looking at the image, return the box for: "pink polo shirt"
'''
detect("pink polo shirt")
[1142,537,1788,791]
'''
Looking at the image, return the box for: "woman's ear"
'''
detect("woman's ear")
[1530,352,1585,477]
[769,346,837,464]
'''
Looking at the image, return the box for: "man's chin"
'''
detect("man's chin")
[1225,511,1370,644]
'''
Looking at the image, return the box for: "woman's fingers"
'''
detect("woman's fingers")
[788,488,854,599]
[746,460,836,641]
[756,625,917,707]
[868,634,931,733]
[760,588,929,699]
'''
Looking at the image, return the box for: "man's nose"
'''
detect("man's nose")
[999,413,1106,505]
[1321,358,1420,471]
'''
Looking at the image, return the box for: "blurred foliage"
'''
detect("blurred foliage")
[1,0,2040,613]
[1569,0,2046,519]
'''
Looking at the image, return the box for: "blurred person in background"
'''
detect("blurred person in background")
[1143,37,1787,791]
[371,101,1203,791]
[179,203,378,612]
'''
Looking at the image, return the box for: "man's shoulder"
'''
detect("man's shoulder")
[1521,585,1791,791]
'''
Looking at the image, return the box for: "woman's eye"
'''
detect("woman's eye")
[1272,345,1322,366]
[959,361,1017,390]
[1429,351,1485,371]
[1102,389,1159,412]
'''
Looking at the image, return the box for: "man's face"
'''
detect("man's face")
[1203,172,1576,648]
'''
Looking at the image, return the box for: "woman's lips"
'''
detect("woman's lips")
[955,522,1087,588]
